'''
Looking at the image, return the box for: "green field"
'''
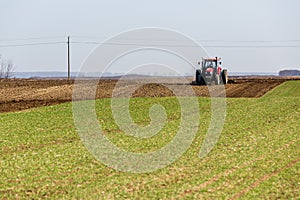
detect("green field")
[1,81,299,199]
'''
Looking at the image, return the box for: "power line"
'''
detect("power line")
[70,35,300,43]
[71,35,108,40]
[1,38,300,48]
[0,42,66,47]
[201,45,300,48]
[2,35,300,43]
[70,41,300,48]
[0,36,66,42]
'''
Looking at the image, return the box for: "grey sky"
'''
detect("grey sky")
[0,0,299,73]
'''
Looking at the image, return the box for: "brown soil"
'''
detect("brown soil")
[0,77,297,113]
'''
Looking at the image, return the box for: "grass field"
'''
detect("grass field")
[1,81,299,199]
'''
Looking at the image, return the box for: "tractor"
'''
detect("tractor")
[194,57,228,85]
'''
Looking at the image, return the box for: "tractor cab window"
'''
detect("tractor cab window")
[203,60,216,69]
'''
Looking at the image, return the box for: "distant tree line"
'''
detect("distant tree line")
[279,69,300,76]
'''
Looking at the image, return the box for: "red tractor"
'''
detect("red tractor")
[195,57,228,85]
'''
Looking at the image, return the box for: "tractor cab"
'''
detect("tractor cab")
[201,57,222,74]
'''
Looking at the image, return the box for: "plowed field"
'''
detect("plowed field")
[0,77,297,113]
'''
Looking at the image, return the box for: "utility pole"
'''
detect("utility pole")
[67,36,70,80]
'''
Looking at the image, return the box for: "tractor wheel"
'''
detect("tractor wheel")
[196,69,204,85]
[221,70,228,85]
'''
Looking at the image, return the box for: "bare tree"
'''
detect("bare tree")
[0,58,14,79]
[0,54,3,78]
[4,60,14,78]
[0,60,4,79]
[0,63,3,79]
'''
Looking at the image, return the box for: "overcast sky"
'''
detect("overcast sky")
[0,0,299,73]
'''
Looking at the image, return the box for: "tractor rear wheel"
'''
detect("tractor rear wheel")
[221,70,228,84]
[196,69,205,85]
